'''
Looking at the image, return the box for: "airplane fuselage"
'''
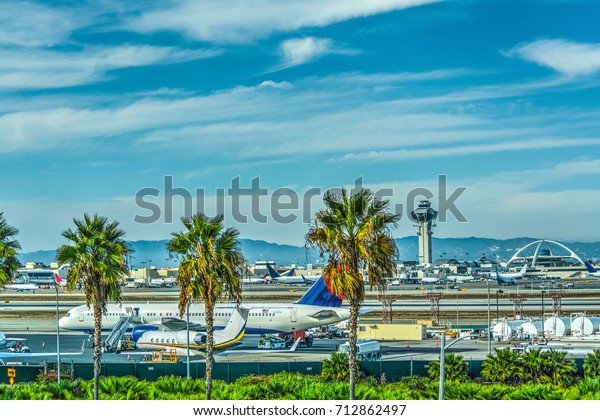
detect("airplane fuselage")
[59,302,349,334]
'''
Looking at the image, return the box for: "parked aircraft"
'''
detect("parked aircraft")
[584,262,600,278]
[265,264,319,285]
[134,305,250,356]
[59,276,350,335]
[494,264,528,285]
[2,283,39,292]
[421,271,441,284]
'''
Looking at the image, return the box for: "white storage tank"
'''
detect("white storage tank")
[492,320,526,341]
[520,321,545,338]
[544,316,571,337]
[570,316,600,337]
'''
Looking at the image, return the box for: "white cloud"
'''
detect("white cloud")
[125,0,442,43]
[0,1,87,47]
[0,45,221,90]
[506,39,600,77]
[278,37,334,69]
[336,138,600,162]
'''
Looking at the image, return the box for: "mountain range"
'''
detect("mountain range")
[19,237,600,268]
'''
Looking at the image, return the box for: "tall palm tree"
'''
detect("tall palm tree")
[0,213,21,287]
[168,213,244,400]
[306,188,399,399]
[56,213,131,400]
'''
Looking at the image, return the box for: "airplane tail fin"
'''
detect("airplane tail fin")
[286,268,296,277]
[296,277,343,307]
[585,262,597,273]
[520,264,528,275]
[214,305,251,344]
[266,263,281,279]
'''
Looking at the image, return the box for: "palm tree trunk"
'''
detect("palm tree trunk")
[205,303,214,400]
[348,299,360,400]
[93,301,103,400]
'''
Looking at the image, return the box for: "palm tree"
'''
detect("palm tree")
[0,212,21,287]
[306,188,399,399]
[428,353,469,382]
[56,213,131,400]
[583,349,600,378]
[481,348,525,385]
[542,349,576,387]
[168,213,244,400]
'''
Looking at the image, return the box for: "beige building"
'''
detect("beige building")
[357,322,427,341]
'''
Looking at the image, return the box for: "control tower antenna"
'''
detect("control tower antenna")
[411,200,439,265]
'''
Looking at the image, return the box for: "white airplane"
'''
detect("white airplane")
[266,264,320,285]
[3,283,39,292]
[59,276,350,335]
[421,271,441,284]
[494,264,528,286]
[135,305,250,356]
[446,274,474,283]
[584,262,600,278]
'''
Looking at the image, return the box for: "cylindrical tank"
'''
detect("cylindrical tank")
[544,316,571,337]
[520,321,544,338]
[492,320,526,341]
[570,316,600,337]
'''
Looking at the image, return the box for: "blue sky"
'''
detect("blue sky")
[2,0,600,252]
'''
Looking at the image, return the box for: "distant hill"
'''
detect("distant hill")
[18,237,600,267]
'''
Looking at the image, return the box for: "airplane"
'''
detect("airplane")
[2,283,39,292]
[59,276,350,335]
[420,271,441,284]
[134,305,250,356]
[584,262,600,278]
[265,263,319,285]
[494,264,528,285]
[446,274,474,283]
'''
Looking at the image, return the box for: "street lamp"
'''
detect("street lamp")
[541,290,546,341]
[496,289,504,321]
[439,332,477,400]
[55,280,61,384]
[485,278,491,355]
[186,301,191,379]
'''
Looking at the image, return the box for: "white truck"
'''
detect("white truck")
[337,340,381,361]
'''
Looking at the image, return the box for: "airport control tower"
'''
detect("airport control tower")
[411,200,438,265]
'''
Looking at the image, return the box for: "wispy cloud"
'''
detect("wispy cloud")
[334,138,600,162]
[270,37,358,72]
[0,45,221,90]
[506,39,600,77]
[124,0,442,43]
[0,1,88,47]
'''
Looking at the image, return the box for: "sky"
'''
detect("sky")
[1,0,600,252]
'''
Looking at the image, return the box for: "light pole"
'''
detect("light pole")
[486,278,491,355]
[186,301,191,379]
[439,332,477,400]
[541,290,546,341]
[496,289,504,321]
[55,281,61,384]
